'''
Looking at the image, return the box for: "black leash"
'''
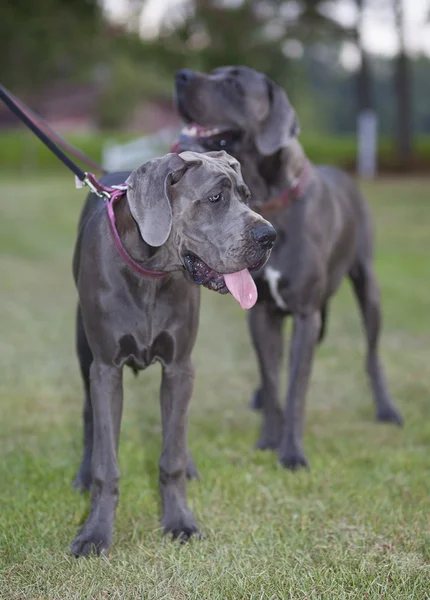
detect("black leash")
[0,83,107,184]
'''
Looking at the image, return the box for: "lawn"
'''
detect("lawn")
[0,174,429,599]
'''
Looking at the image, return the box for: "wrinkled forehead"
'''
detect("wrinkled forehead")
[211,66,268,95]
[178,151,243,191]
[209,66,270,122]
[179,150,239,172]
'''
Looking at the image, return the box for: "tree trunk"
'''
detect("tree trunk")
[355,0,373,113]
[355,0,377,178]
[393,0,413,165]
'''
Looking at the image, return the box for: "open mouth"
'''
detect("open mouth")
[178,123,242,152]
[184,254,266,310]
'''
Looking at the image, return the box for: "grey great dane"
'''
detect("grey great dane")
[71,150,276,556]
[174,66,403,471]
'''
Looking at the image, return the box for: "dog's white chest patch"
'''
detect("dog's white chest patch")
[264,266,288,310]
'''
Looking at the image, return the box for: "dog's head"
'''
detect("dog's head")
[125,151,276,308]
[174,66,300,157]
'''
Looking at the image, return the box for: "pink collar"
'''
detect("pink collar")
[86,173,168,279]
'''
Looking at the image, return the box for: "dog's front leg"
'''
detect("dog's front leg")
[279,311,320,470]
[159,361,201,540]
[71,362,123,556]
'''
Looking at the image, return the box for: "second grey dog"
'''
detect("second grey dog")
[175,66,403,471]
[71,150,275,556]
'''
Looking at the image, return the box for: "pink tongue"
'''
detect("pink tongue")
[224,269,258,310]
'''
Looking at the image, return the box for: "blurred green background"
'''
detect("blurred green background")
[1,0,430,172]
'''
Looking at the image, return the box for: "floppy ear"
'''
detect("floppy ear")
[125,153,189,247]
[255,78,300,156]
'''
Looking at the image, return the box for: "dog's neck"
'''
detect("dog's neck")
[237,137,309,204]
[280,140,308,191]
[262,140,309,199]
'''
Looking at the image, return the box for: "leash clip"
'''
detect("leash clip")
[82,173,111,199]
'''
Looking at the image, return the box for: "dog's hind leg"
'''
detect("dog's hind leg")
[349,261,403,425]
[186,453,200,480]
[73,305,94,492]
[249,302,284,450]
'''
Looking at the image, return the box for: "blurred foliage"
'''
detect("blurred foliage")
[1,0,429,161]
[94,0,356,128]
[130,0,352,100]
[304,50,430,137]
[97,53,174,128]
[413,57,430,133]
[0,0,106,92]
[0,130,135,173]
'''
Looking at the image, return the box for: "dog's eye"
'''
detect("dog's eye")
[208,193,223,203]
[240,185,251,205]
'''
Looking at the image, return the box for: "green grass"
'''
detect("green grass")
[0,175,429,599]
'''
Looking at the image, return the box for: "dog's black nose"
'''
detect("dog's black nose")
[176,69,194,86]
[251,225,277,249]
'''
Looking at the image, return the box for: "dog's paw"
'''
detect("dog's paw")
[162,512,202,542]
[186,456,200,481]
[249,388,263,411]
[376,405,404,426]
[254,417,282,451]
[254,434,280,451]
[278,446,309,471]
[70,528,111,557]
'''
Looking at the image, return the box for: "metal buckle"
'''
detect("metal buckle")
[82,174,111,199]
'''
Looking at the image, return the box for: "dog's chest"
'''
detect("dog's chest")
[116,331,175,370]
[262,266,288,311]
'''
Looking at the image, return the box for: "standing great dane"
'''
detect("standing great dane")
[174,66,403,471]
[72,150,275,556]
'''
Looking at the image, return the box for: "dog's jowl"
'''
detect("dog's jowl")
[175,66,403,471]
[71,150,275,556]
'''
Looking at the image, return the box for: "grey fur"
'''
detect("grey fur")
[71,150,275,556]
[175,66,403,471]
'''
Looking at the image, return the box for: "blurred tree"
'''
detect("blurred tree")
[150,0,295,86]
[0,0,105,93]
[4,0,427,142]
[122,0,355,115]
[354,0,373,113]
[412,56,430,134]
[393,0,413,163]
